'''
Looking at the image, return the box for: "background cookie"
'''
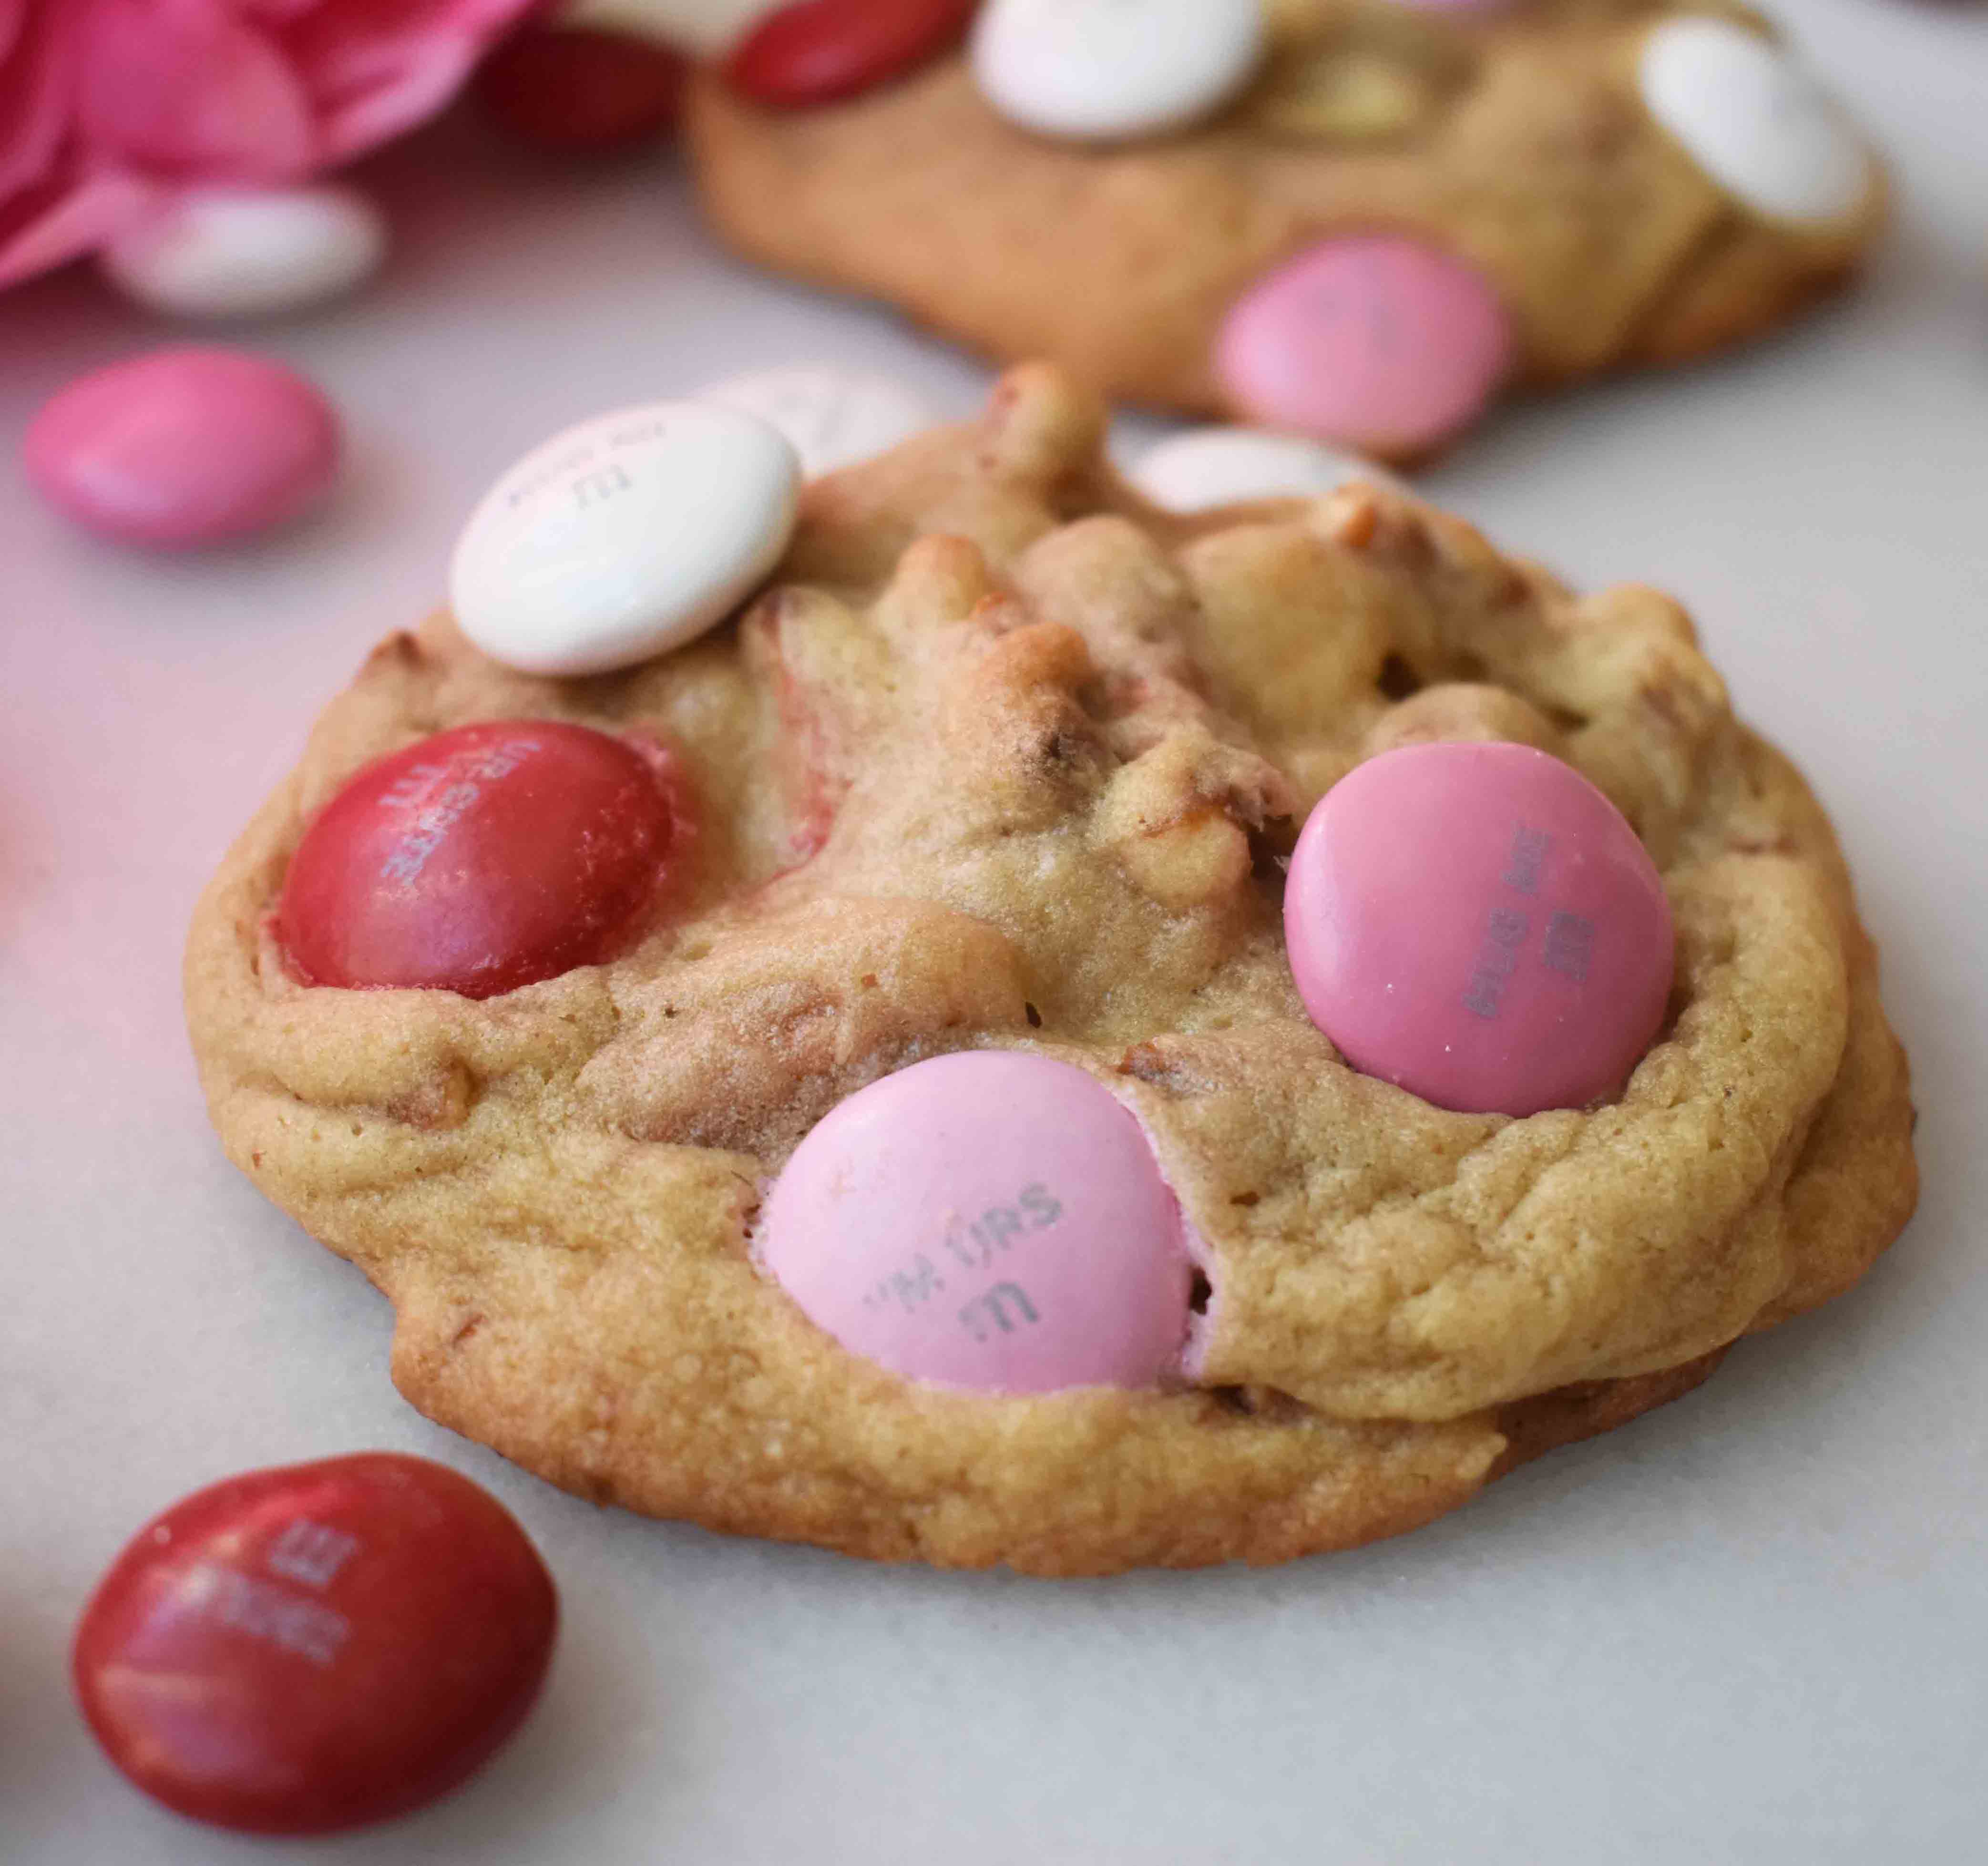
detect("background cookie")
[184,366,1915,1574]
[685,0,1884,457]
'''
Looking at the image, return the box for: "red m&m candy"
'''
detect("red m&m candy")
[1283,743,1674,1117]
[473,27,687,154]
[73,1454,557,1835]
[277,721,690,998]
[726,0,977,109]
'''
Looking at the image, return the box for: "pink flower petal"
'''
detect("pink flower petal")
[0,167,154,288]
[0,0,80,201]
[283,0,537,164]
[76,0,318,178]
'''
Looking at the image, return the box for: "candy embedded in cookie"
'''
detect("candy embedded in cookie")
[759,1053,1199,1392]
[473,26,688,154]
[686,2,1884,453]
[275,722,691,998]
[727,0,979,108]
[970,0,1265,143]
[450,401,799,677]
[1284,742,1674,1117]
[187,366,1916,1575]
[1215,235,1514,458]
[73,1455,556,1835]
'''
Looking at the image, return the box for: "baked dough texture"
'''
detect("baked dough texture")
[685,0,1884,439]
[185,366,1916,1574]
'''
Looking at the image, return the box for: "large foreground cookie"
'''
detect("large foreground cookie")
[686,0,1883,457]
[186,366,1915,1574]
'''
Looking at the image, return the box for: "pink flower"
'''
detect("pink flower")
[0,0,538,289]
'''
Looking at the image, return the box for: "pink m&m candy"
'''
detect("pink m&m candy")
[73,1454,557,1835]
[277,721,691,998]
[1283,743,1674,1117]
[760,1052,1196,1392]
[1215,236,1513,459]
[23,347,340,547]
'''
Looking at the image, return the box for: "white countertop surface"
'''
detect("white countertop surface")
[3,3,1985,1859]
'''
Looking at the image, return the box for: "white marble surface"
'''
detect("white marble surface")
[2,3,1984,1858]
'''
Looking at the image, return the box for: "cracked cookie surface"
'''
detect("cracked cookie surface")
[185,365,1915,1573]
[685,0,1882,451]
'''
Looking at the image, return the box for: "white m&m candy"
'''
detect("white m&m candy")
[760,1053,1197,1393]
[1638,18,1871,228]
[1129,426,1404,513]
[450,402,799,677]
[971,0,1264,144]
[98,186,387,320]
[697,365,933,476]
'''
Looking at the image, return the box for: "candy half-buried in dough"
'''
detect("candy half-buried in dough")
[1216,235,1514,459]
[759,1051,1197,1392]
[449,400,798,677]
[1282,742,1675,1117]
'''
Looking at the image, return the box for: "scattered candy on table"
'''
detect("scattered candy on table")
[696,363,935,475]
[970,0,1264,142]
[1637,17,1872,229]
[473,26,688,154]
[449,401,799,676]
[759,1052,1200,1392]
[1282,742,1676,1118]
[1215,235,1514,459]
[1128,425,1404,512]
[97,185,388,320]
[23,347,341,548]
[726,0,979,109]
[72,1454,557,1835]
[277,722,693,997]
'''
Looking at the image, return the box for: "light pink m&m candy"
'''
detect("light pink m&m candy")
[24,347,339,547]
[760,1052,1195,1393]
[1216,236,1513,459]
[1283,743,1674,1117]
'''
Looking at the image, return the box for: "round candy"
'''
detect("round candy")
[727,0,977,109]
[449,401,798,677]
[277,721,688,998]
[1283,743,1675,1117]
[558,0,786,56]
[759,1052,1195,1393]
[696,364,933,475]
[971,0,1264,142]
[72,1454,556,1835]
[1215,236,1514,458]
[23,348,340,547]
[97,186,386,321]
[1128,425,1404,512]
[473,27,686,154]
[1638,18,1870,228]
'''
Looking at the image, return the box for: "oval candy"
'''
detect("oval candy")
[1638,17,1870,228]
[696,364,933,475]
[1215,235,1513,459]
[23,347,340,547]
[276,721,690,998]
[1128,425,1404,512]
[759,1052,1197,1393]
[72,1454,557,1836]
[473,26,687,153]
[727,0,977,109]
[98,185,387,320]
[449,400,798,677]
[1283,742,1675,1117]
[971,0,1264,142]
